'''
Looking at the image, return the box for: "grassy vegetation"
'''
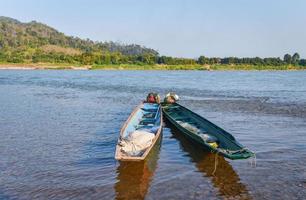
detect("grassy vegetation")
[1,62,305,70]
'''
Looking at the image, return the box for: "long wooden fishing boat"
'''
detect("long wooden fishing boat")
[115,102,162,161]
[162,103,254,160]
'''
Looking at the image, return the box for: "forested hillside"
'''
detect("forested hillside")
[0,16,158,64]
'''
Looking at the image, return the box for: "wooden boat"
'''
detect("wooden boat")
[162,103,254,160]
[115,102,162,161]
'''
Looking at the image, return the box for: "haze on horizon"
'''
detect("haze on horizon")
[1,0,305,58]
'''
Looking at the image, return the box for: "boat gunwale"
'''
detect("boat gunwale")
[115,102,163,161]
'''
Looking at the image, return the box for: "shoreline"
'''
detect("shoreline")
[0,63,90,70]
[0,63,304,71]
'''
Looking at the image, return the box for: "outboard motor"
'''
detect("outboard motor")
[164,92,179,104]
[146,92,160,104]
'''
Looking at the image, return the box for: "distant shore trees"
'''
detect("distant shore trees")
[195,53,305,67]
[1,48,306,67]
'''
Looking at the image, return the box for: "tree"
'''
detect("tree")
[283,54,292,64]
[197,56,208,65]
[292,52,300,65]
[299,59,306,66]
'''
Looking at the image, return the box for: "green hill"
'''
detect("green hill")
[0,16,158,55]
[0,16,158,65]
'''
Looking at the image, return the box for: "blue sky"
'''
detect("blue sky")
[1,0,306,58]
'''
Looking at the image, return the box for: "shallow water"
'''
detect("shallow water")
[0,70,305,200]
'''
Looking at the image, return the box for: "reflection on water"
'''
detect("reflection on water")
[114,136,161,200]
[166,121,251,199]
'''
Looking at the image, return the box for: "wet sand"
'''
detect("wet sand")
[0,64,90,70]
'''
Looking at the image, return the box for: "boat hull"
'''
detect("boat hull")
[162,103,254,160]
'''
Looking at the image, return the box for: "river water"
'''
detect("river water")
[0,70,305,200]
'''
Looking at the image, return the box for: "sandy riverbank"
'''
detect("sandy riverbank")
[0,63,90,70]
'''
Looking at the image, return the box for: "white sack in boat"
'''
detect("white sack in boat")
[120,130,155,156]
[199,133,218,143]
[177,121,200,133]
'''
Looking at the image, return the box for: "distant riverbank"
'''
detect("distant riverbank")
[0,62,305,71]
[0,63,90,70]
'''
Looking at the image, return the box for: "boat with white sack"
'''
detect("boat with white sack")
[115,94,162,161]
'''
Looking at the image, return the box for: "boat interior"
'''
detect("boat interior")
[122,103,161,138]
[163,104,242,151]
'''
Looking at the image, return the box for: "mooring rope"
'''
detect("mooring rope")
[212,152,219,175]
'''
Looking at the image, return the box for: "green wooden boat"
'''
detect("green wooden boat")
[162,103,254,160]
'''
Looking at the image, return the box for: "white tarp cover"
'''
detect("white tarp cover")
[177,121,200,133]
[120,130,155,156]
[199,133,218,143]
[176,121,218,143]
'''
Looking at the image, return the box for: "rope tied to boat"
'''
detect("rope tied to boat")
[212,152,219,176]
